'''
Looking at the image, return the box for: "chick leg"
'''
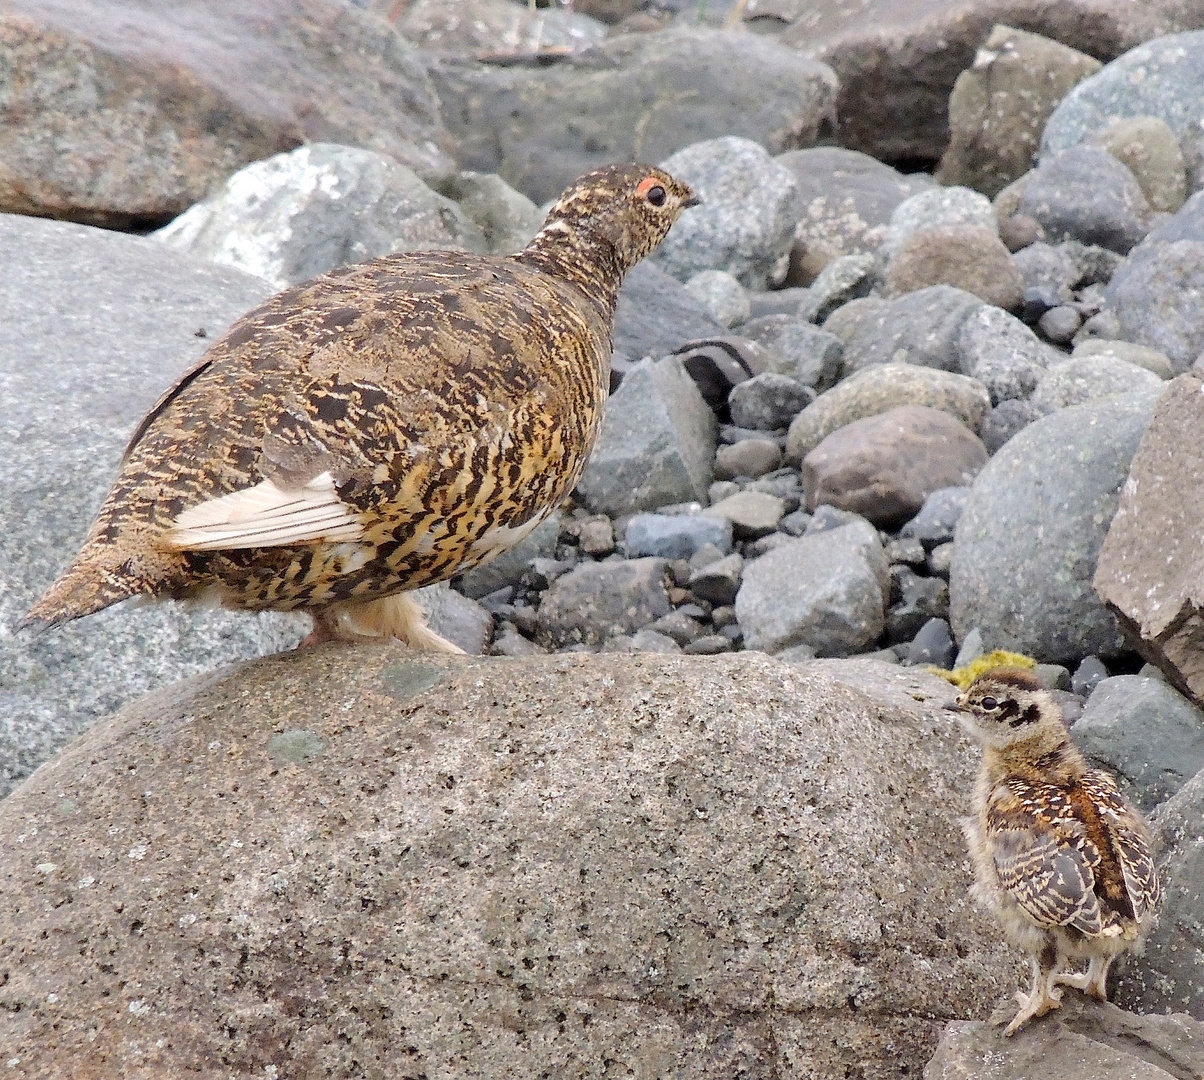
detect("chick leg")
[1054,955,1112,1001]
[1006,943,1064,1037]
[298,594,464,652]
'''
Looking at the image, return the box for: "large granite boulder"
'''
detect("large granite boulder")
[0,214,308,800]
[429,27,838,205]
[0,0,453,226]
[0,647,1020,1077]
[1095,373,1204,703]
[951,388,1162,665]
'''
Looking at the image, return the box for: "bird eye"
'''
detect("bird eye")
[980,696,998,710]
[645,185,666,207]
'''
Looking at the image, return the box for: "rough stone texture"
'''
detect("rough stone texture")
[727,372,812,431]
[1072,339,1175,380]
[883,225,1024,310]
[430,170,544,256]
[775,146,933,281]
[688,552,744,607]
[155,144,486,289]
[803,407,988,528]
[683,270,750,328]
[1012,241,1079,301]
[411,582,494,656]
[1094,372,1204,705]
[1020,146,1151,254]
[879,186,998,262]
[1119,765,1204,1019]
[956,304,1059,404]
[396,0,606,53]
[1043,30,1204,158]
[0,0,454,226]
[739,317,843,390]
[0,214,306,800]
[1091,115,1188,215]
[924,996,1204,1080]
[1105,192,1204,373]
[431,28,838,206]
[705,491,785,541]
[976,397,1043,454]
[0,645,1020,1076]
[951,388,1162,665]
[714,439,783,481]
[536,557,671,647]
[735,519,889,655]
[625,513,732,560]
[786,363,991,464]
[612,261,726,362]
[1072,675,1204,811]
[795,253,877,323]
[577,357,717,516]
[907,617,955,668]
[935,25,1103,199]
[840,286,984,377]
[653,137,801,290]
[1030,355,1164,414]
[887,569,951,644]
[901,488,970,549]
[456,514,563,599]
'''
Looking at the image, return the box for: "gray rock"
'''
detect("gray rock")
[455,514,562,599]
[977,397,1043,453]
[935,25,1103,199]
[840,285,984,376]
[155,144,487,289]
[1031,355,1165,413]
[681,633,731,655]
[575,517,615,557]
[1019,146,1151,254]
[1036,305,1081,343]
[613,261,727,362]
[0,214,305,798]
[901,487,969,549]
[432,27,838,206]
[885,536,927,567]
[625,513,732,560]
[795,253,878,323]
[1072,339,1175,380]
[805,504,868,536]
[739,316,843,390]
[654,137,801,290]
[625,627,682,654]
[411,583,494,655]
[435,170,544,255]
[1091,115,1188,215]
[887,568,950,643]
[953,627,985,669]
[906,617,955,668]
[727,372,813,431]
[1033,664,1072,692]
[1011,241,1079,301]
[950,389,1162,665]
[735,520,889,655]
[1073,675,1204,811]
[879,185,998,262]
[396,0,606,53]
[776,146,933,283]
[1043,30,1204,159]
[577,357,717,515]
[683,270,750,328]
[705,491,785,541]
[649,610,706,645]
[713,439,782,481]
[927,542,954,578]
[1072,655,1109,697]
[786,363,991,464]
[688,552,744,607]
[490,622,545,657]
[956,304,1060,404]
[537,557,671,647]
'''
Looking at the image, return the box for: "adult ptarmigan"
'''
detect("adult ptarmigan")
[27,164,699,650]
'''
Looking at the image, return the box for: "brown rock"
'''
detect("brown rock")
[1094,373,1204,704]
[1091,115,1188,214]
[0,646,1020,1077]
[0,0,453,227]
[781,0,1201,165]
[935,25,1102,198]
[883,225,1025,309]
[803,405,989,527]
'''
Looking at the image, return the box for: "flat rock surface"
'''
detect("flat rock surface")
[0,214,305,800]
[0,646,1019,1077]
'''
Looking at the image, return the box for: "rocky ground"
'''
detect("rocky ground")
[2,1,1204,1077]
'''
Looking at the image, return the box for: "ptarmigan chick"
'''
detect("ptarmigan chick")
[26,164,698,650]
[947,668,1161,1036]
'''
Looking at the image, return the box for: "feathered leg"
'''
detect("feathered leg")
[1006,939,1064,1036]
[300,593,465,653]
[1053,955,1112,1001]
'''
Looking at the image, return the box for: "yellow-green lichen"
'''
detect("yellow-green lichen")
[924,650,1037,689]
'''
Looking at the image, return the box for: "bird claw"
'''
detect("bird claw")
[1004,984,1063,1036]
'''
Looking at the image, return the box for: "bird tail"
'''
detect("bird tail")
[24,550,162,630]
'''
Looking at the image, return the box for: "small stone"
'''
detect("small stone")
[804,504,867,535]
[977,397,1042,453]
[1037,305,1081,343]
[1090,115,1187,215]
[649,611,705,645]
[411,584,495,655]
[714,439,783,480]
[490,623,545,657]
[879,185,998,262]
[884,536,926,567]
[711,605,737,629]
[688,542,727,572]
[629,628,682,654]
[536,557,671,647]
[728,372,813,431]
[684,269,751,328]
[682,634,732,655]
[1012,241,1079,301]
[795,253,878,324]
[625,513,733,560]
[779,510,812,536]
[886,568,950,643]
[883,225,1024,310]
[687,552,744,607]
[900,487,970,549]
[576,518,615,556]
[1032,664,1072,691]
[953,626,985,669]
[905,617,955,668]
[927,542,954,578]
[705,491,785,540]
[1071,655,1109,697]
[739,316,843,391]
[999,214,1044,251]
[956,304,1060,404]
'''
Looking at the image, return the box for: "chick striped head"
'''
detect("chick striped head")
[947,668,1065,748]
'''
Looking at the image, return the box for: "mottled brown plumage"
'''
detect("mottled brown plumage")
[948,669,1161,1035]
[28,164,698,648]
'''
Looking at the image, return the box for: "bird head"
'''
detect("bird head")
[944,668,1065,749]
[539,163,700,270]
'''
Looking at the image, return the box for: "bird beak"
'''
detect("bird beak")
[681,192,702,209]
[943,699,968,713]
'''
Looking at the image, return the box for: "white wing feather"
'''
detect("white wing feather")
[166,471,363,551]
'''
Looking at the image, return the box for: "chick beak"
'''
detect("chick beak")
[943,700,968,713]
[681,191,703,209]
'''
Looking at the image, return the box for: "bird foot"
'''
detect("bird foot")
[1005,984,1063,1036]
[1053,971,1108,1001]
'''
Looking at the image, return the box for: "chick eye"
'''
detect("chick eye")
[645,184,666,207]
[980,696,998,710]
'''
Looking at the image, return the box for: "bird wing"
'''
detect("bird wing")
[987,781,1105,936]
[1080,770,1162,925]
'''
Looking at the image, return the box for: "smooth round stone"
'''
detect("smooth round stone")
[883,225,1024,310]
[1037,305,1082,343]
[684,269,751,328]
[714,438,783,480]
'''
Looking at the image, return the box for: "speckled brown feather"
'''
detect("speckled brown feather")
[28,164,698,635]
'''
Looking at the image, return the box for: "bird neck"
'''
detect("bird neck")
[512,219,627,317]
[982,729,1088,787]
